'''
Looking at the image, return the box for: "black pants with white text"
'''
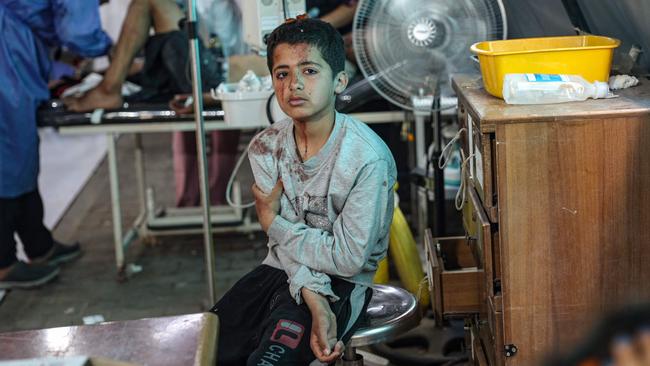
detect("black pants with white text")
[211,265,371,366]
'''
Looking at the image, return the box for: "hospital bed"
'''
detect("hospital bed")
[38,99,409,278]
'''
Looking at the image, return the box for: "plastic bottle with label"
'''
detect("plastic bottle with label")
[502,73,611,105]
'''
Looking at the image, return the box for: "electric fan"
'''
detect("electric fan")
[354,0,506,111]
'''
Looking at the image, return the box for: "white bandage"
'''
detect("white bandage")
[90,108,104,124]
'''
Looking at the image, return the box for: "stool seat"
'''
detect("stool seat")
[349,284,421,348]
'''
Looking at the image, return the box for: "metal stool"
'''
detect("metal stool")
[339,284,421,365]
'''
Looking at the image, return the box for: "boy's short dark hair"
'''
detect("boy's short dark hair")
[266,17,345,77]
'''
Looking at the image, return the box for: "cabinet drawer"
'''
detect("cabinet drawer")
[488,295,504,366]
[425,231,481,322]
[463,187,500,299]
[468,113,498,222]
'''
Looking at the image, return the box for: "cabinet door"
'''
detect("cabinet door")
[467,187,498,299]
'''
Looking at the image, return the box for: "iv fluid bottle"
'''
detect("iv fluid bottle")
[502,73,610,105]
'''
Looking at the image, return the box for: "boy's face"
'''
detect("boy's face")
[271,43,347,123]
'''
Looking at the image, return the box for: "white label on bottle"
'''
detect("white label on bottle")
[525,73,570,82]
[518,82,563,91]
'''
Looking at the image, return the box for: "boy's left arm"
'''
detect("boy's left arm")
[268,159,395,277]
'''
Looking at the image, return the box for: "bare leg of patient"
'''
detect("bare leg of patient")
[65,0,184,112]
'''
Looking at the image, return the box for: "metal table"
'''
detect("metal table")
[0,313,218,366]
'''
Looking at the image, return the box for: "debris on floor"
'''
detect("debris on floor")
[82,315,105,325]
[125,263,143,278]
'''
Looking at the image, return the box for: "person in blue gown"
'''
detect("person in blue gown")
[0,0,112,289]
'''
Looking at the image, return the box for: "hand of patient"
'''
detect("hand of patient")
[301,288,344,363]
[252,180,283,232]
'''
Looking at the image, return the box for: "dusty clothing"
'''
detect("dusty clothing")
[248,112,396,336]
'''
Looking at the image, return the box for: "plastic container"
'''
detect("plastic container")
[470,35,620,98]
[502,73,610,105]
[212,83,286,127]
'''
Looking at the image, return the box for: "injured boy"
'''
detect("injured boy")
[210,17,396,365]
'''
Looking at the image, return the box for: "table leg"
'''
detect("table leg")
[107,133,125,273]
[133,133,150,242]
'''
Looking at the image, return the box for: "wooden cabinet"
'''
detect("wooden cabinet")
[442,75,650,365]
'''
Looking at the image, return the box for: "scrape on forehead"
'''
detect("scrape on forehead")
[273,43,320,65]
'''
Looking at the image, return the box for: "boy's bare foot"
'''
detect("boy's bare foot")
[64,85,123,112]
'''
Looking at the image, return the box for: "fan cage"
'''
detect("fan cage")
[353,0,507,111]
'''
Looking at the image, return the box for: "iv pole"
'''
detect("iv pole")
[185,0,217,305]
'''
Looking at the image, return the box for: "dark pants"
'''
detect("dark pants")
[0,189,53,268]
[127,27,223,103]
[211,265,372,366]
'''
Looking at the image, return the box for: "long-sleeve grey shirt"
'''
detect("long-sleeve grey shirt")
[248,112,396,335]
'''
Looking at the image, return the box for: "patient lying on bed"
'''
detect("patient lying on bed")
[64,0,243,207]
[61,0,360,207]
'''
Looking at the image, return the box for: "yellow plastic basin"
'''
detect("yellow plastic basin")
[470,35,620,98]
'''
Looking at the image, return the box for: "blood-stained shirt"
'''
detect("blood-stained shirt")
[248,112,396,336]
